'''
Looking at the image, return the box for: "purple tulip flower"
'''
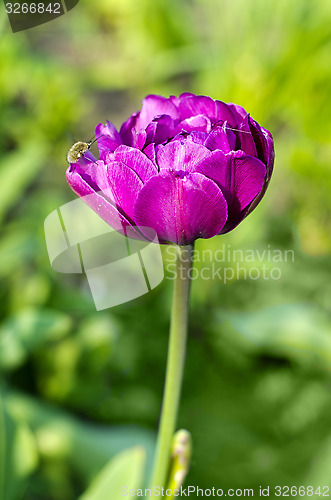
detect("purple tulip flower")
[66,93,274,245]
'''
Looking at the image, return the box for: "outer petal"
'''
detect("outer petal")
[70,157,109,191]
[263,128,275,169]
[262,128,275,181]
[224,151,267,210]
[66,164,139,237]
[95,121,122,159]
[240,131,275,224]
[235,114,258,157]
[195,150,266,213]
[112,145,157,182]
[246,120,275,201]
[194,150,228,183]
[107,161,144,220]
[156,136,211,173]
[248,117,274,170]
[136,95,179,129]
[133,170,228,245]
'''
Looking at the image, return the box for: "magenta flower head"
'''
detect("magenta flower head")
[66,93,274,245]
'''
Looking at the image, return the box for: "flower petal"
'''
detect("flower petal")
[236,114,258,157]
[156,136,211,173]
[178,92,196,99]
[95,121,122,159]
[180,114,212,134]
[143,143,157,166]
[112,145,157,183]
[119,112,148,150]
[119,112,139,147]
[66,164,138,236]
[248,117,274,171]
[240,128,274,223]
[262,127,275,180]
[194,150,228,182]
[263,128,275,168]
[226,151,267,210]
[131,128,147,150]
[204,123,236,152]
[107,161,144,220]
[178,95,216,120]
[189,131,209,145]
[133,170,228,245]
[145,114,179,146]
[195,150,266,213]
[70,157,109,191]
[214,101,238,125]
[136,95,179,129]
[227,103,248,122]
[169,94,181,107]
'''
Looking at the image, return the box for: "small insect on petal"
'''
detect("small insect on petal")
[66,135,103,164]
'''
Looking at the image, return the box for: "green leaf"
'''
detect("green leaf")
[0,308,72,371]
[79,446,145,500]
[216,303,331,367]
[0,391,38,500]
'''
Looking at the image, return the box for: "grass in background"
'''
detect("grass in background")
[0,0,331,498]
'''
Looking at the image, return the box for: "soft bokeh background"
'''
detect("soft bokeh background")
[1,0,331,498]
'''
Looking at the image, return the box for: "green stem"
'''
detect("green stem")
[150,243,194,491]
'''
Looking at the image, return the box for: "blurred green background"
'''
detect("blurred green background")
[1,0,331,498]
